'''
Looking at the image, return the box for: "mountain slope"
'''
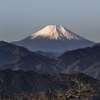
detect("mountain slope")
[0,41,32,56]
[57,45,100,78]
[35,51,57,59]
[96,42,100,46]
[0,41,36,65]
[0,69,58,93]
[0,49,15,65]
[12,25,95,52]
[30,25,83,40]
[0,69,98,93]
[0,54,57,72]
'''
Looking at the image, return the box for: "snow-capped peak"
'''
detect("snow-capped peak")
[30,25,83,41]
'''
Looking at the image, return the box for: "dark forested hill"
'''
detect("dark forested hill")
[0,54,57,72]
[0,69,98,94]
[0,41,34,65]
[56,45,100,78]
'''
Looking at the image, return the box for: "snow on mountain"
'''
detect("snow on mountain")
[30,25,82,40]
[11,25,95,52]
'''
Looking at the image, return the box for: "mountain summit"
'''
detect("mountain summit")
[30,25,82,41]
[12,25,95,52]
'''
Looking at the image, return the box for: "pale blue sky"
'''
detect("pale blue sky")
[0,0,100,43]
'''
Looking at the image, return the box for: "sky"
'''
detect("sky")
[0,0,100,43]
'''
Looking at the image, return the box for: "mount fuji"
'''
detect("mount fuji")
[12,25,95,52]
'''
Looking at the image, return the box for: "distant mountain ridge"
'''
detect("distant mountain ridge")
[1,42,100,79]
[57,45,100,79]
[0,54,56,72]
[0,41,57,66]
[0,41,32,56]
[0,41,34,65]
[35,51,57,59]
[12,25,95,52]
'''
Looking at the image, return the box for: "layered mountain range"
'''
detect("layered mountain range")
[0,41,100,79]
[12,25,95,52]
[0,41,57,66]
[0,25,100,96]
[0,69,98,93]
